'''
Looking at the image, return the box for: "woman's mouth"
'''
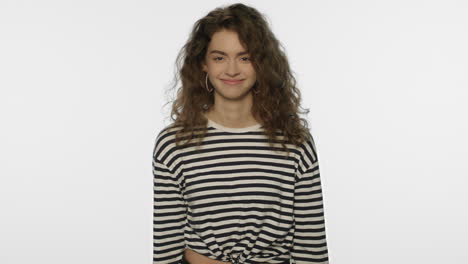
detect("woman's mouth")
[222,79,244,85]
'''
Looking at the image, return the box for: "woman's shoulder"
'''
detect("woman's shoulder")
[153,122,184,163]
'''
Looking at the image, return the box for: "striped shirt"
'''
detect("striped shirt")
[153,118,329,264]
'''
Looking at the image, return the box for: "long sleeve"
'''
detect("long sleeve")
[291,139,329,263]
[153,157,186,264]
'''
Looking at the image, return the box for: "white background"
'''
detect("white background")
[1,0,467,263]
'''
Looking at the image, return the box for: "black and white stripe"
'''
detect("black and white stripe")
[153,120,329,264]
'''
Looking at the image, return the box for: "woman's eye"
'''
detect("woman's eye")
[213,56,250,62]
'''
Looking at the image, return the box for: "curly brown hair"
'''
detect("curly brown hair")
[162,3,313,158]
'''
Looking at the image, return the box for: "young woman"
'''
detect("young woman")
[153,3,329,264]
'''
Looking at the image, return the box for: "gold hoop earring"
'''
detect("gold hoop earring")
[205,73,213,92]
[253,82,259,94]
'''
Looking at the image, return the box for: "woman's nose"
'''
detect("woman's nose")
[225,60,240,75]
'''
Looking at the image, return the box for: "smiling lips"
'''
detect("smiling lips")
[222,79,244,85]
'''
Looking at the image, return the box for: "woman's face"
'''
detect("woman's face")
[202,29,257,100]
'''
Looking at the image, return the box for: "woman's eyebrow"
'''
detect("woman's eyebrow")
[209,50,249,56]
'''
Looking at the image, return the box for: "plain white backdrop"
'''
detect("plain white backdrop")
[1,0,467,263]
